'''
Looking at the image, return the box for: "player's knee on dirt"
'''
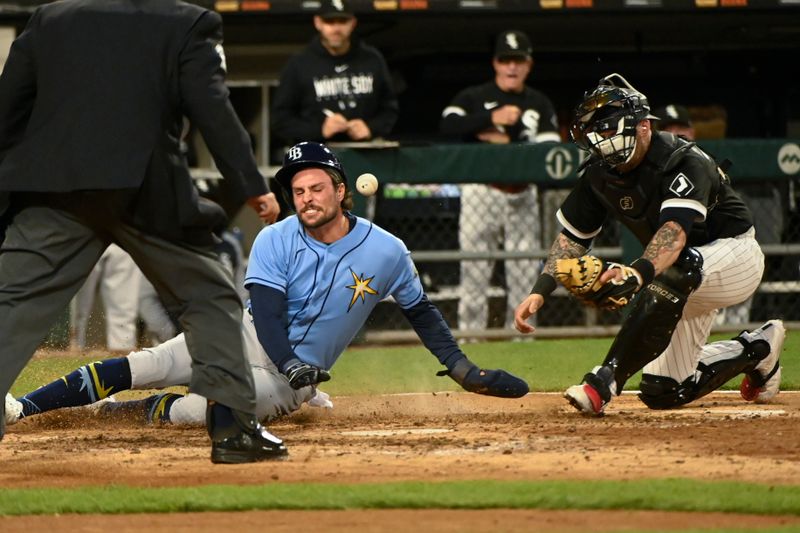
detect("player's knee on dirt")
[638,374,693,409]
[605,248,703,389]
[167,393,207,425]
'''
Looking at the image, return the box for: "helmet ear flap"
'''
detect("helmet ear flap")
[279,187,294,213]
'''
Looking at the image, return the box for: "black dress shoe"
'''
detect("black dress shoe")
[207,401,288,464]
[211,423,288,464]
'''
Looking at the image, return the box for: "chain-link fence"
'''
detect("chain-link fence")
[362,177,800,342]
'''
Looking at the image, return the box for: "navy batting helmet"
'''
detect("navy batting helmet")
[274,142,347,192]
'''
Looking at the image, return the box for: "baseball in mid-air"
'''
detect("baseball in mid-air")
[356,172,379,196]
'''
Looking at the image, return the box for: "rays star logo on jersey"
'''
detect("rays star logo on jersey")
[346,269,379,311]
[669,173,695,196]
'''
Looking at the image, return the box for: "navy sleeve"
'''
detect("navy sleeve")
[249,283,299,374]
[659,206,697,237]
[559,227,593,249]
[400,294,466,370]
[556,175,606,240]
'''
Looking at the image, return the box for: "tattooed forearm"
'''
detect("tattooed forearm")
[544,233,588,275]
[643,221,687,274]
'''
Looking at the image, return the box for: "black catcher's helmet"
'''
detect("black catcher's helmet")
[569,73,657,168]
[274,142,347,192]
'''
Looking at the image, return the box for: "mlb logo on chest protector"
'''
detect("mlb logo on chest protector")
[619,196,634,210]
[669,173,695,196]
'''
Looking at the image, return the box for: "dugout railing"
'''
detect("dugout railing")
[328,140,800,342]
[61,140,795,348]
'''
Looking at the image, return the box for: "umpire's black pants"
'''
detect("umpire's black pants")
[0,192,256,438]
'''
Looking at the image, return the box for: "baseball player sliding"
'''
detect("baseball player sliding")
[5,142,527,428]
[514,73,784,416]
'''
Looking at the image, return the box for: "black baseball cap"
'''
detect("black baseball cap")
[317,0,354,19]
[494,30,533,60]
[652,104,692,127]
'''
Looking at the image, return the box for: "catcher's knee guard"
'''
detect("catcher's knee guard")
[638,329,770,409]
[638,374,689,409]
[604,248,703,390]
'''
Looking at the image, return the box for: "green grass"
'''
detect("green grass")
[7,331,798,522]
[0,479,799,516]
[11,329,799,396]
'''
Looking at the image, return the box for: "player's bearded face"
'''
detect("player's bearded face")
[292,169,344,229]
[315,17,356,52]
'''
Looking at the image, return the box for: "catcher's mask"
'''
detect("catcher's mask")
[569,73,658,168]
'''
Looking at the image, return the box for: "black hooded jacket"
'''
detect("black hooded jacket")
[271,36,398,145]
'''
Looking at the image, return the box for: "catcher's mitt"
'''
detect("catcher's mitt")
[554,255,644,310]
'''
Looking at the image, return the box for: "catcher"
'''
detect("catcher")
[5,142,527,429]
[514,73,784,416]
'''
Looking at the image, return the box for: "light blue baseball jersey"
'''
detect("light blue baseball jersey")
[245,215,423,370]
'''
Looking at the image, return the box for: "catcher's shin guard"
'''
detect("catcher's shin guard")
[639,329,770,409]
[603,248,703,390]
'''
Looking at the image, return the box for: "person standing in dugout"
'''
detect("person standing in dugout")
[0,0,286,463]
[439,29,560,335]
[514,73,785,415]
[271,0,398,146]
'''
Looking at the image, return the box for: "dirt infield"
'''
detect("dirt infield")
[2,391,799,531]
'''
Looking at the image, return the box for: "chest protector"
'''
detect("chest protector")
[584,136,697,246]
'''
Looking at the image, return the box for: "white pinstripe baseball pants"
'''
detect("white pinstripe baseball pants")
[458,184,542,331]
[642,227,764,383]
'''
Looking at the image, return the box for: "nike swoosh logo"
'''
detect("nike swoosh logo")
[334,65,349,73]
[483,101,499,110]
